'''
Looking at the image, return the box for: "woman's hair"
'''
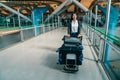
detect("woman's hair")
[71,12,77,20]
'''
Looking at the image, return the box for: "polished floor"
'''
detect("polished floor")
[0,27,108,80]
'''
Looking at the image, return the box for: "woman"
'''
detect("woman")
[67,13,81,38]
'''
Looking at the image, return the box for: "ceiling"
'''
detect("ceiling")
[0,0,120,16]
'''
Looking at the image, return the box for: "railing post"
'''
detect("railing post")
[87,12,90,37]
[52,23,54,29]
[18,9,24,41]
[34,26,37,36]
[13,18,15,27]
[49,24,50,31]
[56,22,57,28]
[87,26,90,38]
[42,25,45,33]
[59,17,60,27]
[91,29,94,44]
[98,35,104,61]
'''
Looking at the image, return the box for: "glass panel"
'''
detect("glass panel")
[103,1,120,80]
[104,43,120,80]
[22,28,35,40]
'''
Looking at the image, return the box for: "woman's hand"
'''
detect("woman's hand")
[67,34,70,37]
[77,34,82,38]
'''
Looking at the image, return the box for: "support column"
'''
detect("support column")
[103,0,111,63]
[93,5,98,46]
[94,5,98,28]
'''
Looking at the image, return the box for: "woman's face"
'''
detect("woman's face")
[72,14,77,20]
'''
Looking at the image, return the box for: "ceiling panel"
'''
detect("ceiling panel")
[0,0,120,15]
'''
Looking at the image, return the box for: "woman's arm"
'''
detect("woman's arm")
[77,21,82,38]
[67,22,71,37]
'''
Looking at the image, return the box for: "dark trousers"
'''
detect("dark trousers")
[70,33,78,37]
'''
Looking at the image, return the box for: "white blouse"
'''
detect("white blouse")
[71,20,78,33]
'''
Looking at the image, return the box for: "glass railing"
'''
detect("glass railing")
[0,22,59,49]
[84,23,120,45]
[83,22,120,80]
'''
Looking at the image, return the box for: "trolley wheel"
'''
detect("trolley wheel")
[63,65,79,73]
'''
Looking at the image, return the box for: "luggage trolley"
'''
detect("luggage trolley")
[64,53,78,72]
[57,36,83,72]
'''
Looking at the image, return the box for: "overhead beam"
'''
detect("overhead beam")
[45,0,89,22]
[57,3,73,15]
[89,0,98,9]
[72,0,88,12]
[45,0,69,22]
[0,3,32,22]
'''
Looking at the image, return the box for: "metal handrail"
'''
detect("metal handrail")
[84,23,120,45]
[83,22,120,56]
[0,22,57,31]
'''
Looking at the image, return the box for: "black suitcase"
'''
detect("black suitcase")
[58,44,83,65]
[62,36,82,45]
